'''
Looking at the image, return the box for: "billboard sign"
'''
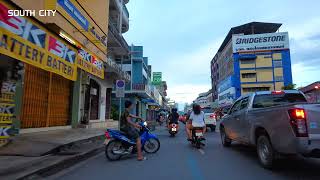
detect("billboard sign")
[218,76,233,94]
[152,72,162,85]
[232,32,289,53]
[218,87,236,106]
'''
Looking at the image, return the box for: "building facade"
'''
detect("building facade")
[211,22,293,107]
[112,45,164,122]
[299,82,320,103]
[0,0,131,145]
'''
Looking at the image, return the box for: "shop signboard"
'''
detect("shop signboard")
[0,2,77,81]
[232,32,289,53]
[56,0,108,53]
[77,47,104,79]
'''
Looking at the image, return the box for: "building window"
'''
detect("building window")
[275,76,283,81]
[242,87,270,93]
[273,60,282,67]
[240,59,255,64]
[242,73,256,78]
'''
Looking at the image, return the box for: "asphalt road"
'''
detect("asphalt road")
[51,124,320,180]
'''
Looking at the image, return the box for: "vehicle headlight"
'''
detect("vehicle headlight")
[143,122,147,126]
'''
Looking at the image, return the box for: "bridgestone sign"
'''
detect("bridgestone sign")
[232,32,289,53]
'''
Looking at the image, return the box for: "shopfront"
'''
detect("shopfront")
[0,1,78,132]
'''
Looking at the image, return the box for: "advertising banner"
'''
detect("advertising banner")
[218,87,236,106]
[218,76,233,94]
[77,47,104,79]
[232,32,289,53]
[0,2,77,81]
[0,81,15,145]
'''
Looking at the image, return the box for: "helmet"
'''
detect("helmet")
[171,108,178,112]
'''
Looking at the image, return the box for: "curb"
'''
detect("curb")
[18,146,104,180]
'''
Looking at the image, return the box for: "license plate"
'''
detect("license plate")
[172,128,177,131]
[195,132,203,137]
[104,139,110,145]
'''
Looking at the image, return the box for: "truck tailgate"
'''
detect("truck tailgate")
[302,104,320,137]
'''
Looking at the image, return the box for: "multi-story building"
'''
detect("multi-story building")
[211,22,293,107]
[0,0,130,144]
[112,45,162,121]
[194,90,213,108]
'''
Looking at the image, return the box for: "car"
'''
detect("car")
[220,90,320,168]
[202,107,217,132]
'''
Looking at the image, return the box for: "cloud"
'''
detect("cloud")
[164,38,223,104]
[282,17,320,86]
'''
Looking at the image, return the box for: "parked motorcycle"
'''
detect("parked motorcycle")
[104,122,160,161]
[190,127,205,149]
[168,123,179,137]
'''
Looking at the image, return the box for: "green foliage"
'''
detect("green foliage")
[282,84,297,90]
[111,104,119,121]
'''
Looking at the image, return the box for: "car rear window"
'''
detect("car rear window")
[252,93,307,108]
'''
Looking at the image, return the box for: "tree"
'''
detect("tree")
[282,84,297,90]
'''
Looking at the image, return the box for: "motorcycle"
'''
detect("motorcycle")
[191,127,205,149]
[104,122,160,161]
[168,123,179,137]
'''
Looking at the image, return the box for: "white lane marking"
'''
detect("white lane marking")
[198,149,205,155]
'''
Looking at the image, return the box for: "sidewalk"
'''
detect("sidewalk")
[0,120,118,180]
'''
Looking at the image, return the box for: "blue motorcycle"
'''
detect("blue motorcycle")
[104,122,160,161]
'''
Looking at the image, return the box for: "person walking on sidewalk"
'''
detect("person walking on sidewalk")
[120,100,147,161]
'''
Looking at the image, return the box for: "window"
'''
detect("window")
[242,73,256,78]
[229,100,242,114]
[240,97,249,110]
[240,59,255,64]
[243,87,270,93]
[275,76,283,81]
[273,60,282,67]
[252,93,307,108]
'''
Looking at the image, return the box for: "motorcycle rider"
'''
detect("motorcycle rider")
[168,108,179,126]
[120,100,146,161]
[186,104,206,141]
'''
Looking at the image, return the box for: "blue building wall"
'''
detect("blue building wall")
[282,50,293,86]
[132,61,143,84]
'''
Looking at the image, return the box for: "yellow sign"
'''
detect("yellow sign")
[77,47,104,79]
[0,2,77,81]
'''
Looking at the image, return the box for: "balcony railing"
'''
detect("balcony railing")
[132,83,145,91]
[108,18,130,51]
[106,57,131,81]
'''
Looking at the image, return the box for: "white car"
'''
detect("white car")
[202,108,217,132]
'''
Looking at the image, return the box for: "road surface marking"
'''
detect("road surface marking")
[198,149,205,155]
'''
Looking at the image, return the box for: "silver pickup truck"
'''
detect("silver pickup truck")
[219,90,320,168]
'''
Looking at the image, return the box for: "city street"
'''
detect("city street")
[51,124,320,180]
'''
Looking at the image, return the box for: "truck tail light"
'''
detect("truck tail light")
[105,131,111,139]
[272,90,285,94]
[210,114,215,119]
[288,108,308,137]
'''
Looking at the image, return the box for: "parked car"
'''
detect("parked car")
[219,90,320,168]
[202,107,217,132]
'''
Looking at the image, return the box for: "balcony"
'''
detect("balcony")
[128,83,152,98]
[105,57,131,81]
[108,18,130,55]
